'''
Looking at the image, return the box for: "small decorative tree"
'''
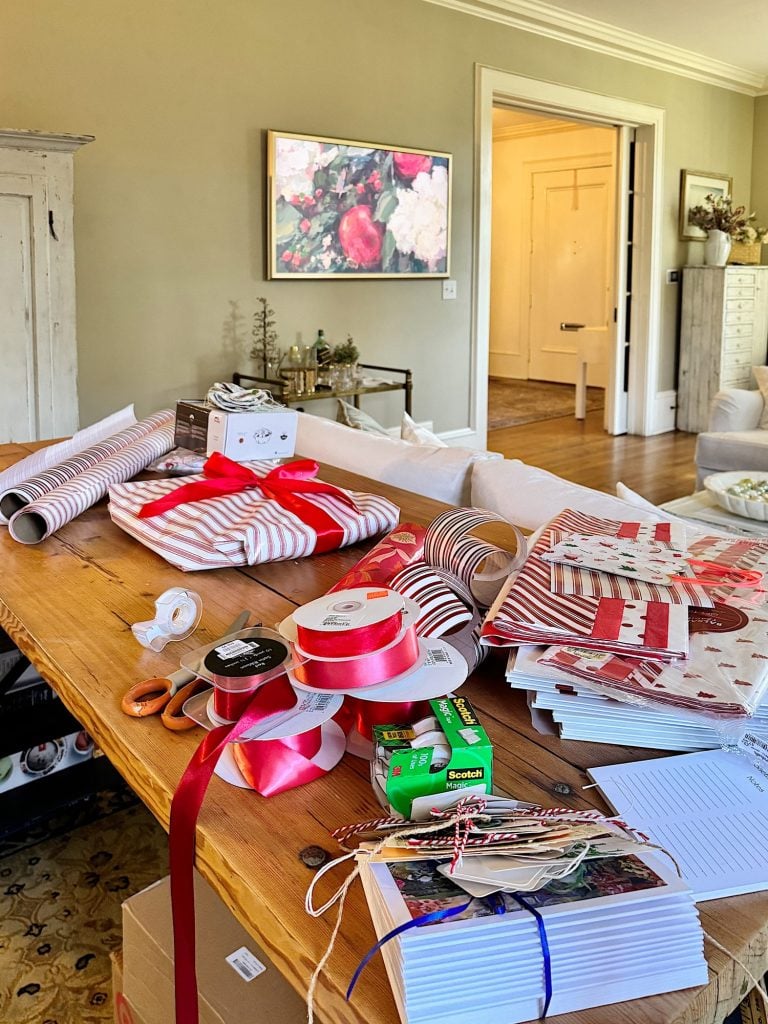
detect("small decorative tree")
[250,297,280,377]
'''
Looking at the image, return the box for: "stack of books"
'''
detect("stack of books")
[358,849,708,1024]
[507,645,768,751]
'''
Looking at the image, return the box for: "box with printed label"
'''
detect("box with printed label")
[372,696,493,818]
[173,400,298,461]
[121,871,306,1024]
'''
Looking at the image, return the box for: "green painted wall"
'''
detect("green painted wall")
[751,94,768,262]
[1,0,757,431]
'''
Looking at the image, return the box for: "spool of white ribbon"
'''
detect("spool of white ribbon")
[131,587,203,652]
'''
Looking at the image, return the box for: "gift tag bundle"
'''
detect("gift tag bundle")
[306,794,707,1024]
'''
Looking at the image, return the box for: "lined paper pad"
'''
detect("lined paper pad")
[588,749,768,901]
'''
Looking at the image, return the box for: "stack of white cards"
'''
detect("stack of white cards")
[358,851,707,1024]
[507,646,768,751]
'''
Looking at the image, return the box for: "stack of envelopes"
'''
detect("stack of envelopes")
[357,843,707,1024]
[506,645,768,751]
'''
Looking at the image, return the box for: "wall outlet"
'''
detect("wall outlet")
[442,279,457,300]
[666,269,681,284]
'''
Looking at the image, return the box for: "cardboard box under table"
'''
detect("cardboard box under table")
[121,870,306,1024]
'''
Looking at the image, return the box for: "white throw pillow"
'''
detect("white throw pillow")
[471,459,663,532]
[401,412,447,447]
[295,412,496,505]
[752,366,768,429]
[336,398,390,437]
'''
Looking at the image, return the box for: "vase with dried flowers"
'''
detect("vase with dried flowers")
[688,193,749,266]
[250,297,281,377]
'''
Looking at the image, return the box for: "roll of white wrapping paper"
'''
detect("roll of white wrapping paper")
[8,421,175,545]
[0,409,173,520]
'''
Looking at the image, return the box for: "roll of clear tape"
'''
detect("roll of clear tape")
[131,587,203,652]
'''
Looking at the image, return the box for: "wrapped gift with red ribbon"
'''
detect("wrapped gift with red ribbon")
[108,453,400,570]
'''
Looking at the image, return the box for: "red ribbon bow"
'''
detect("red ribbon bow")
[138,453,360,554]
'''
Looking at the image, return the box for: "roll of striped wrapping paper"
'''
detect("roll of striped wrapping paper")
[0,409,173,520]
[8,419,175,545]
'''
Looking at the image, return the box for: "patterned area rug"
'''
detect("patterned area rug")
[0,802,167,1024]
[488,377,604,429]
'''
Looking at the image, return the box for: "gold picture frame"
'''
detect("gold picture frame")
[679,169,733,241]
[267,130,452,279]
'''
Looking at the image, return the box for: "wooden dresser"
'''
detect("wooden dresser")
[677,265,768,433]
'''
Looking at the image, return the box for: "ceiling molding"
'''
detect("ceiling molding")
[423,0,767,96]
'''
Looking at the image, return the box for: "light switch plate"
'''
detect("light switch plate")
[442,279,457,300]
[666,269,681,284]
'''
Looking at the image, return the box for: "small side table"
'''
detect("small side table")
[232,363,413,415]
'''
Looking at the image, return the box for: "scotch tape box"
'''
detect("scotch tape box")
[174,400,297,460]
[372,696,493,818]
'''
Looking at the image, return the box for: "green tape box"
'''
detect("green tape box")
[371,696,492,818]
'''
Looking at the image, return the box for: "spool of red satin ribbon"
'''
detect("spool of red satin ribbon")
[203,634,292,723]
[232,725,327,797]
[292,623,421,691]
[347,696,432,740]
[292,587,407,659]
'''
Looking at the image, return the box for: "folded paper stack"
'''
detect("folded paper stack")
[484,509,768,725]
[507,646,768,751]
[358,849,707,1024]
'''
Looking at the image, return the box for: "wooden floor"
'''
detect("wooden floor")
[488,410,698,506]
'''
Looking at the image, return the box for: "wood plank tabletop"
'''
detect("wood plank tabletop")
[0,442,764,1024]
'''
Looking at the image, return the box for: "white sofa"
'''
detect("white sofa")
[695,388,768,487]
[295,412,669,531]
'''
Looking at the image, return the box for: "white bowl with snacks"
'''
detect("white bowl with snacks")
[704,472,768,521]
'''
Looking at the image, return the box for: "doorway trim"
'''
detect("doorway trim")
[472,65,665,444]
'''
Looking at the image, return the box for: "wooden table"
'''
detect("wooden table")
[0,441,765,1024]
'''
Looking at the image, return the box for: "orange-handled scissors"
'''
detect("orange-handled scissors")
[122,610,250,730]
[121,667,211,731]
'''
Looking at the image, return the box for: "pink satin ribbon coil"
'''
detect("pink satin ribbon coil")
[295,606,403,658]
[232,726,327,797]
[292,623,420,691]
[212,671,294,722]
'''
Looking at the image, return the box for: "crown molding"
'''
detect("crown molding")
[423,0,767,96]
[0,128,94,152]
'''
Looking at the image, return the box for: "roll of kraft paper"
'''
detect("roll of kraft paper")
[8,420,175,545]
[0,409,172,520]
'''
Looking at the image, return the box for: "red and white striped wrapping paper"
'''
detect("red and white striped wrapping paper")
[8,420,176,545]
[0,410,173,519]
[482,509,691,661]
[107,464,400,571]
[535,532,768,718]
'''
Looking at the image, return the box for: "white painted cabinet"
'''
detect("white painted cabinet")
[677,265,768,433]
[0,129,92,443]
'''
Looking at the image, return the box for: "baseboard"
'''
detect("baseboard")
[438,427,483,449]
[649,390,677,435]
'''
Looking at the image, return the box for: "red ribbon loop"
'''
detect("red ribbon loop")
[138,454,361,555]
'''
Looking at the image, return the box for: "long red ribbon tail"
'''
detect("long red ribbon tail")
[169,681,294,1024]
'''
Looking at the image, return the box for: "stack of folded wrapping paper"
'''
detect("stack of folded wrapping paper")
[483,508,768,735]
[0,409,175,544]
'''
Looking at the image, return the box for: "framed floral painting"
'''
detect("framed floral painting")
[267,130,451,278]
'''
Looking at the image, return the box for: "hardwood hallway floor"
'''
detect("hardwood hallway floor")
[487,410,698,507]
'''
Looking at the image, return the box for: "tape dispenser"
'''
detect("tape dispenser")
[131,587,203,652]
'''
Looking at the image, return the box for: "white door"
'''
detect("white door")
[0,174,50,442]
[0,134,91,445]
[528,165,616,387]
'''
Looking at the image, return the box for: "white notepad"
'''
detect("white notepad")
[588,748,768,901]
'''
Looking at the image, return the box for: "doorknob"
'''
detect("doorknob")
[560,322,586,332]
